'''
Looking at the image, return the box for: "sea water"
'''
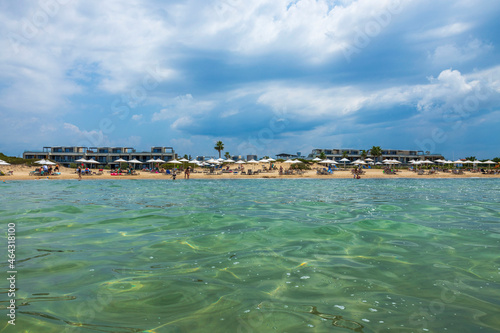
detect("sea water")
[1,179,499,332]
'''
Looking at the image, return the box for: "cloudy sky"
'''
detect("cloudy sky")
[1,0,500,159]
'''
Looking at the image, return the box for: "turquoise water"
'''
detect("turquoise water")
[1,179,499,332]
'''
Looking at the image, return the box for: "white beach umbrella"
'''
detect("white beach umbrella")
[283,159,295,164]
[168,159,181,164]
[339,157,350,168]
[225,159,235,163]
[365,158,374,162]
[206,158,218,164]
[155,158,165,163]
[114,158,128,163]
[483,160,496,170]
[179,158,189,162]
[35,159,47,164]
[259,158,269,163]
[0,160,11,165]
[87,158,99,164]
[44,160,56,165]
[75,158,88,163]
[128,159,143,164]
[267,158,276,162]
[422,160,434,164]
[353,159,367,165]
[312,157,322,162]
[235,160,246,164]
[146,158,157,163]
[375,162,383,165]
[217,158,225,162]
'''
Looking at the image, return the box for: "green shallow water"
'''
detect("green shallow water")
[1,179,499,332]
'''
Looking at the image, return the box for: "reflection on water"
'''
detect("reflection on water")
[0,179,499,332]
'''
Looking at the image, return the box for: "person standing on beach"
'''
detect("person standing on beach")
[185,167,190,179]
[172,169,177,180]
[77,166,82,180]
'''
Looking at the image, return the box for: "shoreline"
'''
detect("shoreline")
[1,165,499,181]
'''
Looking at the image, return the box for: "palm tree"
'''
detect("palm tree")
[319,152,326,159]
[369,146,382,163]
[214,141,224,158]
[224,152,231,159]
[360,150,368,160]
[342,150,349,159]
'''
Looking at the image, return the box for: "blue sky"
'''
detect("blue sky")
[1,0,500,159]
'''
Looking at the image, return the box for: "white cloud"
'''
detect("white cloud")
[63,123,110,147]
[412,22,473,40]
[152,94,215,122]
[429,39,493,65]
[132,114,143,121]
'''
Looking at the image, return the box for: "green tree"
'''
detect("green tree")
[369,146,382,162]
[214,141,224,158]
[319,151,326,159]
[360,150,368,160]
[342,150,349,159]
[465,156,476,161]
[224,152,231,159]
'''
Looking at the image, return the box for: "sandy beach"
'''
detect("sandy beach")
[1,164,498,181]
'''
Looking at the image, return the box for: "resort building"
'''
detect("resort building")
[309,148,445,164]
[23,146,177,167]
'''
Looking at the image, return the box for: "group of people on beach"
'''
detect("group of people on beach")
[38,164,59,176]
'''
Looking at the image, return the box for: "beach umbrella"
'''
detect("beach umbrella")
[225,159,235,163]
[259,158,269,163]
[35,159,47,164]
[483,160,496,170]
[0,160,11,165]
[128,159,142,164]
[312,157,322,162]
[339,158,350,169]
[179,158,189,162]
[235,160,246,164]
[217,158,225,162]
[365,158,374,162]
[86,158,99,168]
[168,159,181,164]
[114,158,128,163]
[353,159,367,165]
[155,158,165,163]
[375,162,383,165]
[283,159,295,164]
[146,158,157,163]
[267,158,276,162]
